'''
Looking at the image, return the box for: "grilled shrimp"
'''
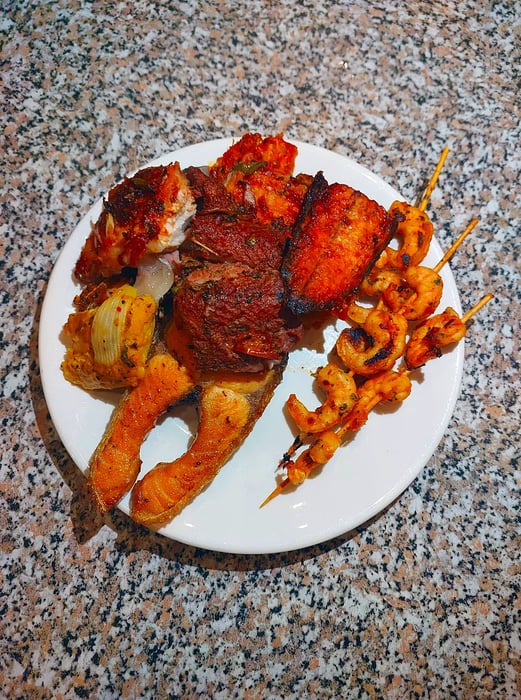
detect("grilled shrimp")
[286,363,358,434]
[341,369,413,433]
[286,430,341,486]
[342,299,373,325]
[383,265,444,321]
[359,267,402,299]
[380,201,434,270]
[405,307,467,369]
[336,307,408,376]
[285,370,412,487]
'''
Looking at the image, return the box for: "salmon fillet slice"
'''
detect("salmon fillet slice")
[88,354,195,511]
[130,366,284,527]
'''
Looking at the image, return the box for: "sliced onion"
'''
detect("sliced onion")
[134,256,174,301]
[91,285,137,365]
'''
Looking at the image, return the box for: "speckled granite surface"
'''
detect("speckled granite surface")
[2,1,520,698]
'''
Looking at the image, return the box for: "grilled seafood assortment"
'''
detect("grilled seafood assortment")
[262,161,492,505]
[61,133,491,526]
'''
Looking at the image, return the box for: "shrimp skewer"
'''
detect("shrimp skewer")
[383,200,435,270]
[260,369,412,506]
[338,221,478,368]
[375,148,448,273]
[405,293,494,370]
[261,294,493,507]
[382,265,443,321]
[361,218,479,322]
[372,148,449,273]
[384,218,478,322]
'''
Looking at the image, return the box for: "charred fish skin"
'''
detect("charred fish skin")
[282,172,394,316]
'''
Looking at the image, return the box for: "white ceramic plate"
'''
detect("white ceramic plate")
[39,138,464,554]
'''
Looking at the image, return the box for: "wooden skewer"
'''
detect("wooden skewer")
[260,477,291,508]
[262,144,489,510]
[190,237,219,256]
[418,147,450,211]
[433,218,479,273]
[461,293,494,324]
[261,293,494,508]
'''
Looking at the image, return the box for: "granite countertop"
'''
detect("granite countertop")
[2,1,520,698]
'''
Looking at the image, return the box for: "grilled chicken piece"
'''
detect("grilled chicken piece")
[75,163,196,282]
[209,133,311,227]
[210,132,298,183]
[61,284,157,391]
[130,365,284,528]
[282,172,394,315]
[174,262,302,373]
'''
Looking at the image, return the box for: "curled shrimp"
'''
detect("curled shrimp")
[404,307,467,369]
[383,201,434,270]
[286,430,341,486]
[340,369,413,434]
[341,298,373,325]
[261,369,413,504]
[359,267,402,298]
[383,265,444,321]
[284,371,411,487]
[286,363,358,434]
[336,307,408,376]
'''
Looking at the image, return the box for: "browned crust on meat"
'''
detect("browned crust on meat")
[75,163,193,282]
[282,172,394,314]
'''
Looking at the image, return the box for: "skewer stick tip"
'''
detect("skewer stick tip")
[433,218,479,273]
[418,146,450,212]
[259,478,290,508]
[461,293,494,325]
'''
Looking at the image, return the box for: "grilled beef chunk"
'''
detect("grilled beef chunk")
[182,213,286,270]
[184,166,236,214]
[182,166,286,270]
[174,262,302,373]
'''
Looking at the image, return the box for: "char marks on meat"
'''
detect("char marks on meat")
[173,167,302,373]
[184,165,237,214]
[174,262,302,373]
[282,172,395,315]
[75,163,195,282]
[182,166,286,270]
[183,213,287,270]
